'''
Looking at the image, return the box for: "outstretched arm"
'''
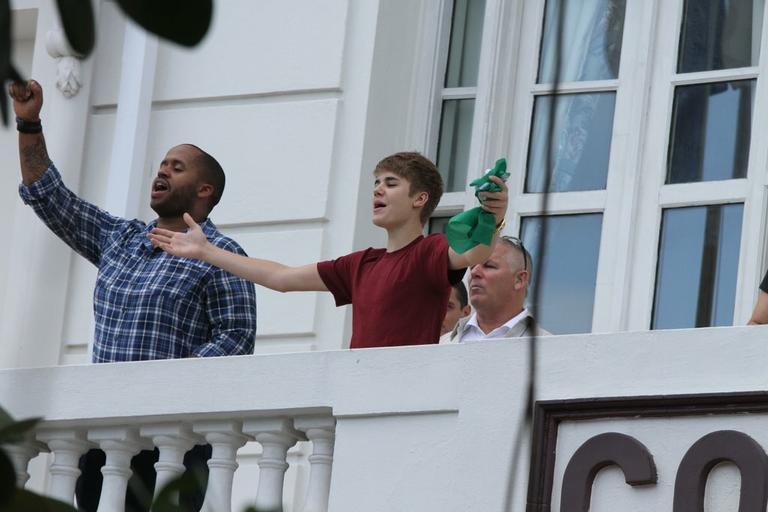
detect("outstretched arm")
[150,213,328,292]
[9,80,50,186]
[749,290,768,325]
[448,175,509,269]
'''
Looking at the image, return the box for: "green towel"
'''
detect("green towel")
[446,158,509,254]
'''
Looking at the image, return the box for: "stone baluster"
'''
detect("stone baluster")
[243,418,304,512]
[294,417,336,512]
[140,423,201,506]
[193,421,250,512]
[3,438,47,488]
[88,428,143,512]
[36,429,92,505]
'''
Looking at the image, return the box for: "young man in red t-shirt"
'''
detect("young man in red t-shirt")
[150,152,508,348]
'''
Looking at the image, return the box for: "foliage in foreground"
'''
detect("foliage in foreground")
[0,405,275,511]
[0,0,215,125]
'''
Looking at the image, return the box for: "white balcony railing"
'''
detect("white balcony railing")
[8,416,333,512]
[3,326,768,511]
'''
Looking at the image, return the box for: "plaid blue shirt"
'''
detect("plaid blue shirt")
[19,165,257,363]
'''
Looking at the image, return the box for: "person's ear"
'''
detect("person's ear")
[413,191,428,208]
[515,270,529,289]
[461,305,471,317]
[197,183,214,199]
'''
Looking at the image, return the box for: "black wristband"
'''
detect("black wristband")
[16,117,42,134]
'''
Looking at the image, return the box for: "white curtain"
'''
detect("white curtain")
[528,0,623,192]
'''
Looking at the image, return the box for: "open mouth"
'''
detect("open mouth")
[373,200,386,212]
[151,179,170,199]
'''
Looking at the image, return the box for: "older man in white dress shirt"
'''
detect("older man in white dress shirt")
[440,236,549,343]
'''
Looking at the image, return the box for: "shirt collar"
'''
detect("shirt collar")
[462,308,530,337]
[140,217,216,251]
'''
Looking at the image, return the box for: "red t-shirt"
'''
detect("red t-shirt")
[317,234,465,348]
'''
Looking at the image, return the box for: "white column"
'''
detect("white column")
[193,421,250,512]
[88,428,143,512]
[140,423,201,505]
[3,440,46,488]
[36,429,92,505]
[294,417,336,512]
[0,1,99,370]
[243,418,304,512]
[103,22,159,219]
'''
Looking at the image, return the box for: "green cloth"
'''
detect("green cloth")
[446,158,509,254]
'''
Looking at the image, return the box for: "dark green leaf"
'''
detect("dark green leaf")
[0,407,13,430]
[54,0,96,57]
[151,470,206,512]
[0,0,11,126]
[0,418,41,444]
[115,0,213,47]
[0,449,16,507]
[1,488,78,511]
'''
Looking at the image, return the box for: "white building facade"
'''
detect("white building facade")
[2,0,768,510]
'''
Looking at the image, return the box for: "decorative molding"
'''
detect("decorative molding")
[243,418,305,512]
[294,416,337,512]
[45,29,82,98]
[36,429,93,505]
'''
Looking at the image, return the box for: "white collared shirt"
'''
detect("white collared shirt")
[458,308,530,343]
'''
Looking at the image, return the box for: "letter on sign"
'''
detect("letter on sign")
[673,430,768,512]
[560,432,657,512]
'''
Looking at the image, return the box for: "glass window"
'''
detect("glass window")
[445,0,486,88]
[652,204,743,329]
[434,0,487,195]
[437,98,475,192]
[678,0,764,73]
[538,0,627,83]
[667,80,755,184]
[526,92,616,193]
[520,214,603,334]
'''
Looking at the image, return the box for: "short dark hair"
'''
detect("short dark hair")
[185,144,225,211]
[374,152,444,225]
[452,281,469,308]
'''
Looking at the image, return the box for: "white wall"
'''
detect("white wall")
[0,8,37,327]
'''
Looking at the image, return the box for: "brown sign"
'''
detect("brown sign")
[526,392,768,511]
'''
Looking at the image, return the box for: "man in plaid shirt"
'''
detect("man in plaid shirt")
[10,80,256,510]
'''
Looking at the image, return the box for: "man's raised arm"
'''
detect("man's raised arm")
[9,80,50,186]
[150,213,328,292]
[448,174,510,270]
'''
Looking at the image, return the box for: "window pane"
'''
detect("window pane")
[520,214,603,334]
[667,80,755,184]
[538,0,627,83]
[652,204,743,330]
[526,92,615,193]
[444,0,487,88]
[437,98,475,192]
[428,216,451,234]
[678,0,764,73]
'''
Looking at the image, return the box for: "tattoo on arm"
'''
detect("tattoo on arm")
[20,135,51,185]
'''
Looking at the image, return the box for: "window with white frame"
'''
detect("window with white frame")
[517,0,626,334]
[427,0,488,235]
[422,0,768,334]
[638,0,764,331]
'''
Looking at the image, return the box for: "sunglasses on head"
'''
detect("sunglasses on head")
[499,235,528,272]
